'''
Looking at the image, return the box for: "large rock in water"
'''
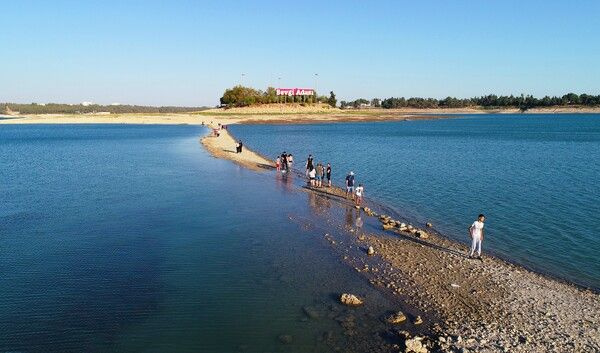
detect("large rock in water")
[405,336,428,353]
[417,230,429,239]
[340,293,363,306]
[367,246,375,255]
[386,311,407,324]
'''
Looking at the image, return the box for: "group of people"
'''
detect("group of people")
[344,171,364,206]
[235,140,243,153]
[276,151,486,259]
[276,152,294,172]
[305,154,332,188]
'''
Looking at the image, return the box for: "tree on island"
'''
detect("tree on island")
[328,91,337,108]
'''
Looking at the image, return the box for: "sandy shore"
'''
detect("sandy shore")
[2,105,599,127]
[198,126,600,352]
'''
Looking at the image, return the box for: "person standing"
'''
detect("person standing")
[306,154,314,177]
[316,162,324,187]
[238,141,243,153]
[468,214,486,259]
[287,154,294,170]
[308,167,316,187]
[276,156,281,171]
[326,163,332,187]
[345,171,355,199]
[355,183,364,206]
[281,152,288,172]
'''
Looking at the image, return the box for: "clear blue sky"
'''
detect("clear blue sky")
[2,0,599,106]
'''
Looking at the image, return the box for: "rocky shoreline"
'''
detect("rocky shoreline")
[323,200,600,353]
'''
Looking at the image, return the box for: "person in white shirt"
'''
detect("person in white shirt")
[355,184,364,206]
[308,168,316,187]
[468,214,485,259]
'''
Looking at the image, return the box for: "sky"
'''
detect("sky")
[1,0,599,106]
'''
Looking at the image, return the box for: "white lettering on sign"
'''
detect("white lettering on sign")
[276,88,315,96]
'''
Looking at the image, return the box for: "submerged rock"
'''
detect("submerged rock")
[302,306,320,319]
[367,246,375,255]
[278,334,293,344]
[386,311,407,324]
[340,293,363,306]
[426,222,433,227]
[413,315,423,325]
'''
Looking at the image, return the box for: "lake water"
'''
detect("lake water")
[230,114,600,291]
[0,124,417,352]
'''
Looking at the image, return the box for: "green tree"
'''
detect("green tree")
[328,91,337,107]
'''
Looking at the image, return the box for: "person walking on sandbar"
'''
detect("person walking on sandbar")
[468,214,485,259]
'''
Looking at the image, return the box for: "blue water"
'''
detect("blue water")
[0,124,415,352]
[230,114,600,291]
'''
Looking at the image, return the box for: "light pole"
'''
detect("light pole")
[314,73,319,104]
[278,77,281,104]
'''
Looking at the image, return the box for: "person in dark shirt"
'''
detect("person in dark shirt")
[345,171,355,199]
[326,163,332,187]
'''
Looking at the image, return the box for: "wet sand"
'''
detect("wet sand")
[205,127,600,353]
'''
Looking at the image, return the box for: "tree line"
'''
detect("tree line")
[220,85,336,107]
[341,93,600,110]
[2,103,210,115]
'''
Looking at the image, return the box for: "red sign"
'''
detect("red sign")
[276,88,315,96]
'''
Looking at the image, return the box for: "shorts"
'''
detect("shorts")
[347,186,354,193]
[310,176,315,180]
[326,174,331,180]
[317,175,323,181]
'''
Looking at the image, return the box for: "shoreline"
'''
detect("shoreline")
[204,124,600,352]
[2,107,600,127]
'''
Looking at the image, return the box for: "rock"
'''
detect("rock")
[426,222,433,227]
[405,336,428,353]
[354,205,360,209]
[386,311,407,324]
[398,330,411,338]
[340,293,363,306]
[413,315,423,325]
[383,223,395,230]
[416,230,429,239]
[367,246,375,256]
[278,334,293,344]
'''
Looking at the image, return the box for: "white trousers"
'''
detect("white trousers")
[470,235,482,256]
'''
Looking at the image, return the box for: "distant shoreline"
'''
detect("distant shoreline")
[2,106,600,127]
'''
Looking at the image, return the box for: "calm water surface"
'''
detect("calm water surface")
[0,125,408,352]
[231,114,600,291]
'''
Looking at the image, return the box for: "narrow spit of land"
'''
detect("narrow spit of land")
[204,126,600,353]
